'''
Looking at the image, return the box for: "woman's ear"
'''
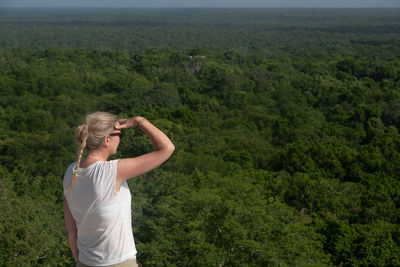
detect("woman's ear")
[103,135,111,147]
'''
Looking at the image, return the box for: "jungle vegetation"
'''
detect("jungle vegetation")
[0,7,400,266]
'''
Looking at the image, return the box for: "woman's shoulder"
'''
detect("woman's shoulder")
[65,162,76,176]
[94,159,120,175]
[96,159,119,168]
[104,159,120,170]
[63,162,76,189]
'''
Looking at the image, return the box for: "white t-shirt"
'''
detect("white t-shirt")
[63,160,137,266]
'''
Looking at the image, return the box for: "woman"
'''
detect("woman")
[63,112,175,267]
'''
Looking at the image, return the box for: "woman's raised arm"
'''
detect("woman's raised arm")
[115,116,175,188]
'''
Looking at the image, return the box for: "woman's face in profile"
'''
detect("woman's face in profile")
[108,130,123,155]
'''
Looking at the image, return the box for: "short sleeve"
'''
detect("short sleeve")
[63,163,75,191]
[100,159,119,200]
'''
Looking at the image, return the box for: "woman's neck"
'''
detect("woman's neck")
[86,151,109,162]
[80,150,109,168]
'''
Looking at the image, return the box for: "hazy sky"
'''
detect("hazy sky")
[1,0,399,8]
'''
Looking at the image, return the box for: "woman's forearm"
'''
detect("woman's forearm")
[68,230,79,262]
[64,197,79,263]
[137,118,175,152]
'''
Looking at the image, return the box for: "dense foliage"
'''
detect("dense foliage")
[0,8,399,266]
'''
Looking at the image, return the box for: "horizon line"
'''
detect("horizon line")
[1,6,399,8]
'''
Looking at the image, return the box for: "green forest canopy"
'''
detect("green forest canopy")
[0,8,399,266]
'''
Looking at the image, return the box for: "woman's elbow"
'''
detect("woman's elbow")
[167,143,175,156]
[165,141,175,156]
[159,141,175,158]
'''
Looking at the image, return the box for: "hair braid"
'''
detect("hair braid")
[64,124,89,194]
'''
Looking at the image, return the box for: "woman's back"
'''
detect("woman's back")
[63,160,137,266]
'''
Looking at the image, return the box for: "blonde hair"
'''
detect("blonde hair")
[64,112,119,193]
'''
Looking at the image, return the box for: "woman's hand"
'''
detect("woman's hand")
[115,116,145,129]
